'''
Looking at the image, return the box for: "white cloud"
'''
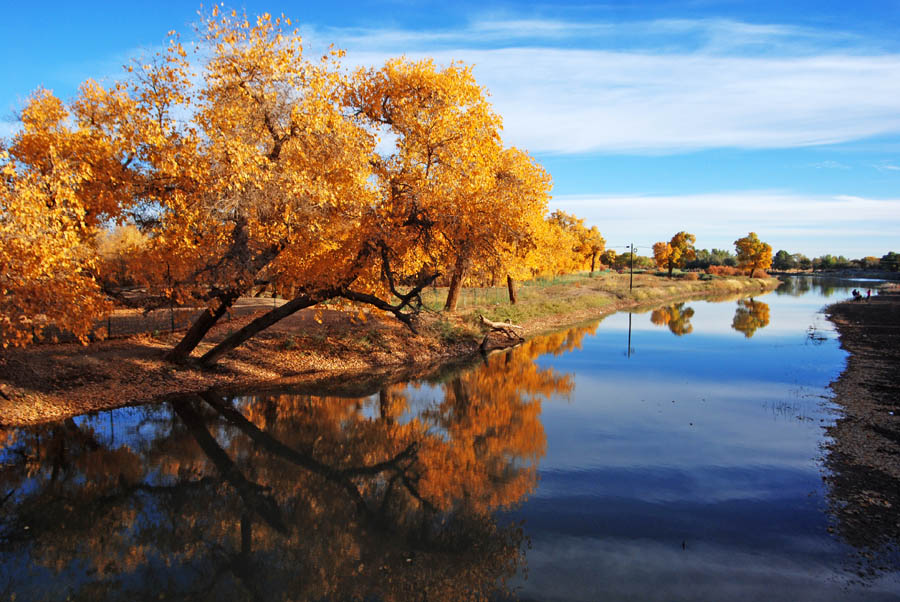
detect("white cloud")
[550,191,900,256]
[301,18,900,154]
[874,160,900,171]
[809,160,850,169]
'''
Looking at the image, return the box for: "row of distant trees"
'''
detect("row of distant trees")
[770,250,899,272]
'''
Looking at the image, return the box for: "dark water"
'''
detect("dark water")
[1,276,898,600]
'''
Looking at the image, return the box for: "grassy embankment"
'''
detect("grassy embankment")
[0,271,778,426]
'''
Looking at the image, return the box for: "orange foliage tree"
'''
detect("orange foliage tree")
[652,231,696,277]
[734,232,773,275]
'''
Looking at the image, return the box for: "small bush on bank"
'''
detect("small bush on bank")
[750,268,768,278]
[707,265,743,277]
[683,272,700,281]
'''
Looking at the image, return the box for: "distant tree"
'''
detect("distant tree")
[653,231,696,277]
[599,249,617,269]
[793,253,811,270]
[734,232,772,274]
[856,256,880,269]
[772,249,796,270]
[710,248,736,267]
[614,252,653,270]
[881,252,900,272]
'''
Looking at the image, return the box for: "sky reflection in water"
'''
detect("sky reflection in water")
[1,277,899,600]
[508,277,900,600]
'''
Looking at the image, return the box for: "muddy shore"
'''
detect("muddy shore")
[0,275,778,427]
[824,287,900,571]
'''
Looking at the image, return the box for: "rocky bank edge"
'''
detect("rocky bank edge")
[823,287,900,569]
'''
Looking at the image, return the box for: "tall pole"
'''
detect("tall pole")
[630,243,634,290]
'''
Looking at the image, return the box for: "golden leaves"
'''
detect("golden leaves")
[734,232,773,273]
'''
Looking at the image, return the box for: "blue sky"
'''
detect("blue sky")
[3,1,900,258]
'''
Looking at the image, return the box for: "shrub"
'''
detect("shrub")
[750,268,768,279]
[707,265,742,277]
[683,272,700,281]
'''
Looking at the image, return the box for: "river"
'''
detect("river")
[0,276,897,600]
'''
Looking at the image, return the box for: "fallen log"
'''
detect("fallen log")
[479,315,525,351]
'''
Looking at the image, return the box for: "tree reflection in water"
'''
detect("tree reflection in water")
[0,323,593,600]
[731,298,771,338]
[650,303,695,336]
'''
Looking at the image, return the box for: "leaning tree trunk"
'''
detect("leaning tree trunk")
[199,293,323,368]
[166,238,283,363]
[444,258,467,313]
[506,274,518,305]
[165,290,241,363]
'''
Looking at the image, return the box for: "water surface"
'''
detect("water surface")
[1,276,898,600]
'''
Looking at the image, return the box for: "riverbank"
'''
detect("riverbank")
[0,273,779,427]
[823,286,900,564]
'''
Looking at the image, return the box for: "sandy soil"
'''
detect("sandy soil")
[823,287,900,572]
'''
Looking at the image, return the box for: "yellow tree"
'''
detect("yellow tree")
[547,210,605,274]
[0,83,142,347]
[734,232,773,275]
[653,231,696,277]
[347,58,551,314]
[599,249,617,270]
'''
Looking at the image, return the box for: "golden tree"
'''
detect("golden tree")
[0,86,137,347]
[734,232,773,275]
[348,58,552,313]
[653,231,696,277]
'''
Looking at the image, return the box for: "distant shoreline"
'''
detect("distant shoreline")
[769,269,900,280]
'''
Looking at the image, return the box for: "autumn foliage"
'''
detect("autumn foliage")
[0,7,777,360]
[734,232,773,275]
[652,231,697,277]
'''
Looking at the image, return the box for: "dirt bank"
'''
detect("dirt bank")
[823,287,900,571]
[0,274,779,427]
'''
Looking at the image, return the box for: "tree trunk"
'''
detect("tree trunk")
[166,241,283,363]
[506,274,518,305]
[444,259,466,312]
[590,252,597,275]
[199,293,323,367]
[165,290,240,363]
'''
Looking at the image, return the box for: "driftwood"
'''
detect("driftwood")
[478,314,525,351]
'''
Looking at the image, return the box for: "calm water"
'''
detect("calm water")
[1,276,898,600]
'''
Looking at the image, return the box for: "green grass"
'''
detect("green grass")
[416,272,777,335]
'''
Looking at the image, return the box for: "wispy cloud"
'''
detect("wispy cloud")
[873,160,900,171]
[551,191,900,256]
[300,18,900,154]
[809,160,850,169]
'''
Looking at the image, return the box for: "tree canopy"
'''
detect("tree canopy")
[734,232,773,274]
